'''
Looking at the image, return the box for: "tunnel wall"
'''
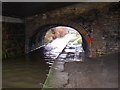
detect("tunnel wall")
[2,22,25,59]
[25,2,120,57]
[88,3,120,57]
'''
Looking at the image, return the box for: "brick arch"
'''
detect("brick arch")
[28,22,92,57]
[29,18,92,38]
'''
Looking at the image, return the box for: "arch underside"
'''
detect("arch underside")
[28,22,92,57]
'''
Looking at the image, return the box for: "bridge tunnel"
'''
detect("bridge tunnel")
[28,25,90,63]
[2,2,119,88]
[28,25,89,58]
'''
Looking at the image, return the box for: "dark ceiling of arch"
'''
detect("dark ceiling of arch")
[2,2,78,18]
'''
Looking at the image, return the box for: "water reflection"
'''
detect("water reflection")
[2,49,50,88]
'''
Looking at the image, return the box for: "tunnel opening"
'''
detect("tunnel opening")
[43,26,86,63]
[43,26,88,52]
[28,24,89,64]
[28,24,89,53]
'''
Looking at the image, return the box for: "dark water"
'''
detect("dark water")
[2,49,50,88]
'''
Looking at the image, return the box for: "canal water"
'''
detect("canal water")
[2,30,85,88]
[2,48,50,88]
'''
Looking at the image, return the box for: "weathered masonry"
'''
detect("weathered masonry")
[25,2,120,58]
[2,16,25,59]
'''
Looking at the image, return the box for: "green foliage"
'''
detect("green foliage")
[69,36,82,44]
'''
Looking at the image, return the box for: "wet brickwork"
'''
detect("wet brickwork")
[2,22,25,59]
[25,2,120,57]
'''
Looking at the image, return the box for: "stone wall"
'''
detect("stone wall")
[25,2,120,57]
[2,22,25,59]
[89,3,120,57]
